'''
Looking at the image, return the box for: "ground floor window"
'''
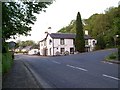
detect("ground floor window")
[60,48,65,54]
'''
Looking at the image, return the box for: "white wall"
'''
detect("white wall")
[39,40,46,55]
[53,39,74,55]
[46,35,53,56]
[39,34,97,56]
[88,39,97,51]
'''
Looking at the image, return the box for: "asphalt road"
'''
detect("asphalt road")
[16,49,119,88]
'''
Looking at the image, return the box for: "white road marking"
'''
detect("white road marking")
[66,64,76,68]
[66,64,88,72]
[103,74,120,81]
[75,67,88,71]
[52,61,61,64]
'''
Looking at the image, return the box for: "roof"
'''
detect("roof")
[39,34,48,42]
[39,38,46,42]
[49,33,93,39]
[22,46,32,50]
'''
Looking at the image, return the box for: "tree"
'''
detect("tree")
[75,12,85,52]
[58,20,76,33]
[96,35,106,49]
[113,5,120,46]
[2,2,53,40]
[17,40,35,47]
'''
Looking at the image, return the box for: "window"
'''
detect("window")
[49,39,52,45]
[93,41,95,45]
[60,48,65,54]
[85,40,88,45]
[60,39,65,45]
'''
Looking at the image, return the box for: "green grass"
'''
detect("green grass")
[2,42,14,75]
[105,52,118,61]
[2,52,14,75]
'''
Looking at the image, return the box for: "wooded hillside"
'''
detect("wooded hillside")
[58,5,120,49]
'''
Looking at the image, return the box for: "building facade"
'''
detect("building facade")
[39,32,97,56]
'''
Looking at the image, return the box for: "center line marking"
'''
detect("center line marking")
[75,67,88,71]
[66,64,88,72]
[66,65,76,68]
[103,74,120,81]
[52,61,61,64]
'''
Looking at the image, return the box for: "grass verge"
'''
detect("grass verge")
[2,52,14,75]
[105,52,118,61]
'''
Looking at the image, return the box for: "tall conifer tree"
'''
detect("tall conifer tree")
[75,12,85,52]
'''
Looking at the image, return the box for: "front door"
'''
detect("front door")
[70,48,74,54]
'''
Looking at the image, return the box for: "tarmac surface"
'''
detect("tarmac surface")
[2,59,40,88]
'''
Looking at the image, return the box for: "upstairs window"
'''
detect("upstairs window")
[85,40,88,45]
[93,41,95,45]
[60,39,65,45]
[49,39,52,45]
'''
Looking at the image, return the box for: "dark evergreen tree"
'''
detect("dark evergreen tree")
[75,12,85,52]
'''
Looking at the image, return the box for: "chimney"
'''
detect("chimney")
[85,30,88,35]
[48,27,52,34]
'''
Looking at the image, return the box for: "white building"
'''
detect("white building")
[28,49,39,55]
[39,32,97,56]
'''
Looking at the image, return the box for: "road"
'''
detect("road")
[16,49,119,88]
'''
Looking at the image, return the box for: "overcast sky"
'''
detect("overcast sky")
[8,0,120,43]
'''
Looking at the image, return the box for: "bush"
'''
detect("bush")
[106,52,118,60]
[109,54,116,59]
[64,51,69,56]
[56,51,60,56]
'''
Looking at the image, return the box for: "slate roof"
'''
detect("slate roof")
[49,33,93,39]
